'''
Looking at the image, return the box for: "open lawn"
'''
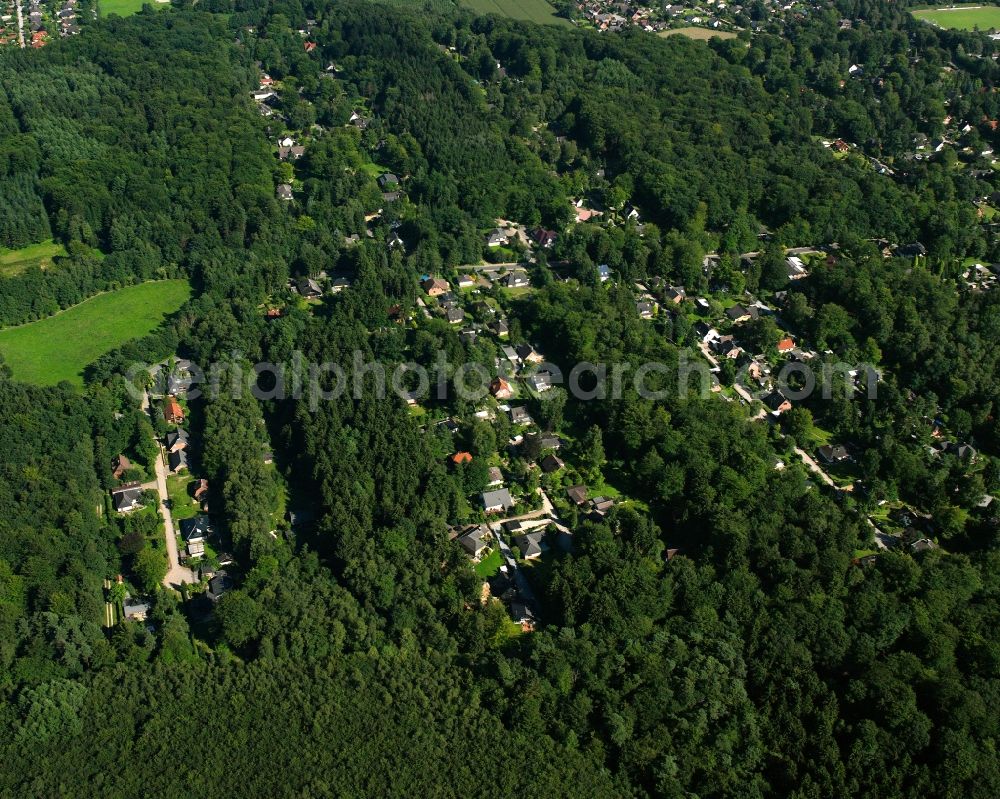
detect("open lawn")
[475,548,504,578]
[659,26,738,40]
[460,0,571,27]
[167,473,199,522]
[0,280,191,386]
[0,240,68,278]
[912,5,1000,30]
[100,0,169,17]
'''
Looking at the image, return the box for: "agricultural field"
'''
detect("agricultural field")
[659,26,738,40]
[912,5,1000,30]
[460,0,571,26]
[0,240,68,278]
[100,0,169,17]
[0,280,191,386]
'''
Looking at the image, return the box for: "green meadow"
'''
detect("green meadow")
[0,280,191,386]
[912,5,1000,30]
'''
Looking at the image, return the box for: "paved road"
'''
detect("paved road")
[485,487,558,616]
[866,518,891,551]
[152,442,194,588]
[793,445,839,488]
[16,0,25,47]
[142,391,195,589]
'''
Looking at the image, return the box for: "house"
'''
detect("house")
[490,377,514,399]
[181,515,213,544]
[818,444,850,464]
[111,455,132,480]
[451,451,473,466]
[531,228,557,248]
[500,345,521,368]
[187,539,206,559]
[567,485,588,506]
[946,442,978,461]
[421,277,450,297]
[193,478,210,502]
[541,453,564,473]
[598,264,611,282]
[489,319,510,338]
[456,525,491,560]
[437,292,459,310]
[457,274,476,289]
[168,449,189,473]
[486,228,510,247]
[487,467,504,487]
[330,276,352,294]
[537,435,562,451]
[207,572,232,603]
[527,373,552,393]
[509,406,533,425]
[623,205,640,221]
[298,277,323,298]
[111,483,144,513]
[725,304,757,324]
[716,337,743,360]
[664,286,686,304]
[382,191,403,204]
[377,173,400,190]
[481,488,515,514]
[503,271,530,289]
[897,242,927,258]
[510,599,536,630]
[910,538,937,553]
[278,145,306,161]
[166,429,189,454]
[785,257,808,280]
[277,184,293,201]
[588,496,615,520]
[516,344,543,364]
[122,596,151,622]
[636,300,655,319]
[166,372,191,397]
[515,530,546,560]
[776,337,795,353]
[763,390,792,415]
[164,397,184,424]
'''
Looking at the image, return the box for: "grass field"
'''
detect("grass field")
[659,26,738,40]
[475,548,504,578]
[0,240,68,278]
[912,5,1000,30]
[100,0,169,17]
[0,280,191,386]
[460,0,571,27]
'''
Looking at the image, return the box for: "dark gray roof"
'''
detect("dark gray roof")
[166,429,189,449]
[111,485,143,512]
[168,449,189,471]
[481,488,514,511]
[180,515,213,542]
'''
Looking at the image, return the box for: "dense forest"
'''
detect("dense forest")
[0,2,998,797]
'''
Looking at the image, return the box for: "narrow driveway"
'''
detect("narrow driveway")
[142,391,194,589]
[16,0,25,47]
[152,441,195,588]
[793,445,838,489]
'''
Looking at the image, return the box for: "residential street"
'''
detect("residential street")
[142,391,195,588]
[485,487,558,616]
[151,441,194,588]
[15,0,25,48]
[793,445,838,489]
